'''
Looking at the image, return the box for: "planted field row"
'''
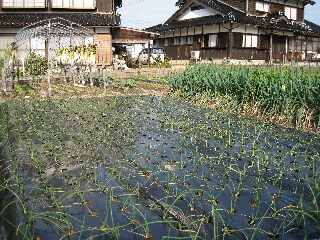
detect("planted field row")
[170,64,320,132]
[0,95,319,239]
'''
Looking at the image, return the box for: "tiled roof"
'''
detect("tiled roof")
[0,12,120,27]
[147,0,320,35]
[261,12,320,33]
[147,15,228,31]
[176,0,315,6]
[147,0,260,32]
[305,20,320,33]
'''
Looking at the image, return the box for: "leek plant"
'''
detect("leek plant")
[170,64,320,131]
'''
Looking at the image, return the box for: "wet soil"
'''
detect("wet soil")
[0,94,319,239]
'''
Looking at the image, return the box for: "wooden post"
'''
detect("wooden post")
[89,64,93,88]
[22,57,25,77]
[227,23,233,60]
[291,36,295,63]
[102,58,107,90]
[63,66,67,83]
[103,68,107,90]
[72,68,76,87]
[269,32,273,64]
[16,59,19,82]
[304,35,308,61]
[47,20,52,96]
[1,68,5,92]
[147,35,151,68]
[9,58,14,92]
[285,36,288,64]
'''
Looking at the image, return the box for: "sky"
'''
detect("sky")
[118,0,320,30]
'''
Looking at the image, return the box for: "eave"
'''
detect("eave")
[0,12,120,27]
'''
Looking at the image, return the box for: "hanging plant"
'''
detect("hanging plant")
[55,44,97,64]
[25,51,48,76]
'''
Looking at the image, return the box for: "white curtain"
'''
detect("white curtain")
[174,37,180,46]
[187,36,194,45]
[243,35,257,48]
[208,34,217,47]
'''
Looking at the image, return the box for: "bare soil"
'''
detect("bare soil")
[0,80,170,103]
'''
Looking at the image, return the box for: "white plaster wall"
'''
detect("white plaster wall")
[232,25,259,34]
[194,26,202,35]
[94,27,111,34]
[178,7,216,21]
[180,28,188,36]
[175,29,182,37]
[220,23,232,32]
[203,25,219,34]
[244,26,259,34]
[281,31,293,36]
[272,30,293,36]
[188,27,194,35]
[233,25,246,33]
[164,30,174,38]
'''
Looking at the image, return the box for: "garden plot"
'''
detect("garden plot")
[0,95,319,239]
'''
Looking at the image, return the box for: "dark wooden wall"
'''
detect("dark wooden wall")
[270,3,283,13]
[230,48,267,60]
[96,0,113,12]
[246,0,304,22]
[158,31,271,61]
[297,8,304,22]
[163,45,229,60]
[272,36,286,61]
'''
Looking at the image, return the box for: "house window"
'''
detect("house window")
[164,38,173,46]
[256,1,269,12]
[154,39,164,47]
[52,0,95,8]
[202,33,228,48]
[180,37,187,45]
[52,0,71,7]
[208,34,217,47]
[173,37,180,45]
[2,0,45,7]
[187,36,194,45]
[242,35,258,48]
[284,7,297,20]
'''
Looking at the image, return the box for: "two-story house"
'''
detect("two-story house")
[147,0,320,63]
[0,0,155,65]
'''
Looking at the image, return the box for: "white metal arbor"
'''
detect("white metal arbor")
[12,17,101,94]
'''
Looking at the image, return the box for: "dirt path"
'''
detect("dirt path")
[0,80,170,103]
